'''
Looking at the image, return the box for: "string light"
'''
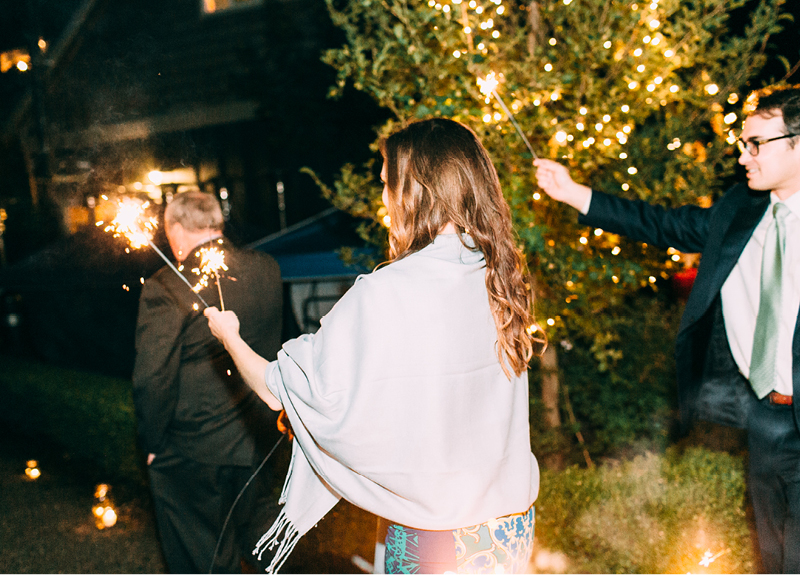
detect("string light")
[417,0,733,299]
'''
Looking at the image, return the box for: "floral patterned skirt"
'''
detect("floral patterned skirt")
[384,506,535,574]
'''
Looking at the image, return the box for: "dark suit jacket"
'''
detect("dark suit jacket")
[132,238,283,465]
[580,184,800,431]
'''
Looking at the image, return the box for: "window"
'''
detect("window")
[202,0,263,14]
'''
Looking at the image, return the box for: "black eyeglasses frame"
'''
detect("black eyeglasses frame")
[736,133,799,156]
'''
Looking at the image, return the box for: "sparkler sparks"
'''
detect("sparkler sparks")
[699,548,730,568]
[192,246,228,311]
[477,72,539,159]
[476,71,500,96]
[102,197,208,308]
[102,198,157,249]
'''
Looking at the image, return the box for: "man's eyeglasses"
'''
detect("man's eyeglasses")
[736,133,799,156]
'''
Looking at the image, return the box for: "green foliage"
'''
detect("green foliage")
[318,0,787,323]
[317,0,787,456]
[0,355,143,482]
[528,294,681,464]
[572,294,680,457]
[535,446,753,573]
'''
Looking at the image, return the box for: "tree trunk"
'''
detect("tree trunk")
[540,344,564,470]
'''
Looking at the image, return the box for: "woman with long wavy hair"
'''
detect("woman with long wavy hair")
[206,118,542,573]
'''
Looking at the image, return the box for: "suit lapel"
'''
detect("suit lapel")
[680,189,769,332]
[713,191,770,291]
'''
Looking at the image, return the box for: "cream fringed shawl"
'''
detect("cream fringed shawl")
[255,234,540,573]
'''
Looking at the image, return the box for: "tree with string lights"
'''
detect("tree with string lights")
[312,0,787,461]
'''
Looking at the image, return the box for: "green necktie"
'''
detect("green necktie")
[750,202,790,399]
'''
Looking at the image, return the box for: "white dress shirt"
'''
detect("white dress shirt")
[721,191,800,396]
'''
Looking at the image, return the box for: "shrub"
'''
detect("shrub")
[0,355,143,482]
[529,294,683,465]
[535,446,753,574]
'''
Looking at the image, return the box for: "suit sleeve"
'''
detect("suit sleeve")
[132,277,185,455]
[580,190,712,253]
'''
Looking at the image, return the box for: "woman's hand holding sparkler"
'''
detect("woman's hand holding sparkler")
[205,306,241,346]
[533,159,592,212]
[204,307,283,411]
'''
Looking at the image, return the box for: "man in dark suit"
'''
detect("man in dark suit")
[133,191,284,573]
[534,84,800,573]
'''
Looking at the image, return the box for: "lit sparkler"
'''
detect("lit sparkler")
[477,72,538,159]
[192,246,228,311]
[101,198,208,308]
[699,548,730,568]
[103,198,158,249]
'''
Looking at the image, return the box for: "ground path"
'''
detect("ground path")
[0,422,376,574]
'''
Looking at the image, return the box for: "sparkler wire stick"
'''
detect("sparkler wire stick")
[477,72,539,159]
[215,272,225,312]
[490,89,539,159]
[148,239,210,308]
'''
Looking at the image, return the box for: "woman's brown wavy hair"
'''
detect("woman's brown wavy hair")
[381,118,538,378]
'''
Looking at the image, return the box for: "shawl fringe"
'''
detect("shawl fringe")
[253,509,301,574]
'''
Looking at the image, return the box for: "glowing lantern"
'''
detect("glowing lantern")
[24,460,41,480]
[92,483,118,529]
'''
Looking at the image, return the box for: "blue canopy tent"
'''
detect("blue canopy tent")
[248,207,379,332]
